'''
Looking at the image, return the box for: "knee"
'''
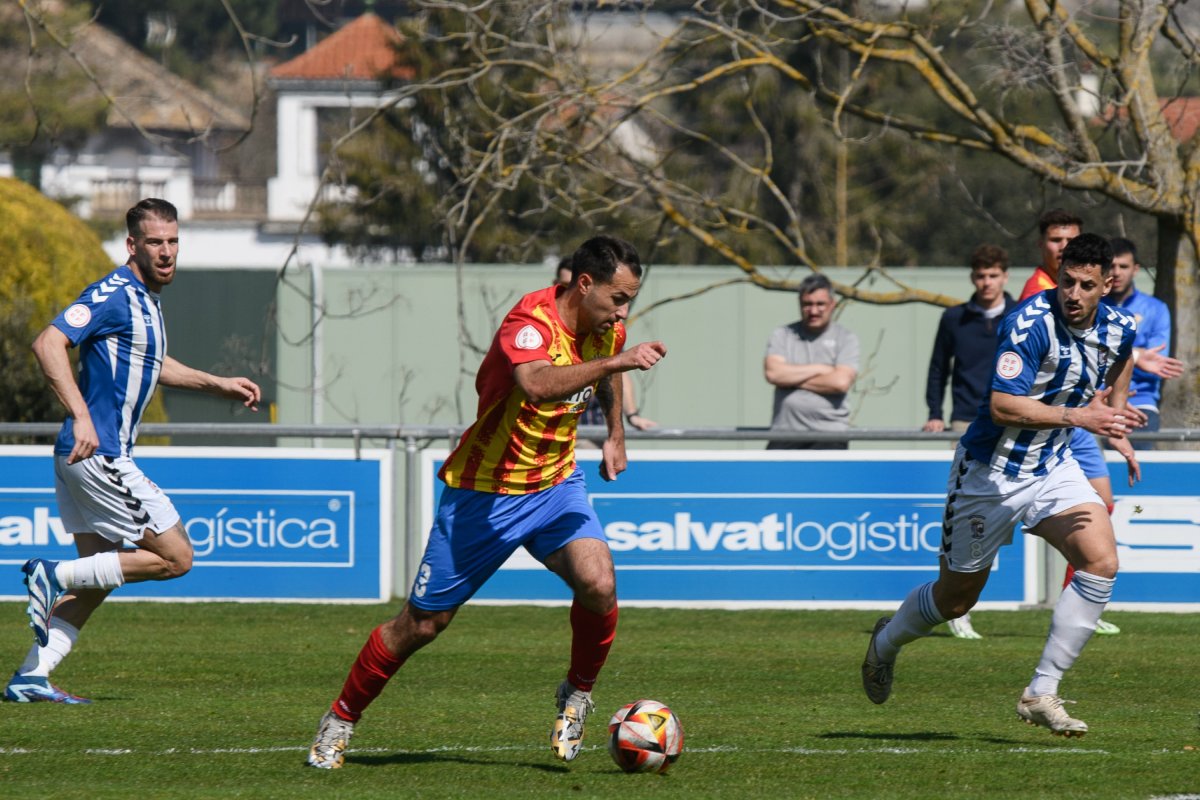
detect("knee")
[163,550,192,579]
[939,598,977,620]
[932,584,980,620]
[576,572,617,613]
[1081,554,1118,581]
[395,607,453,649]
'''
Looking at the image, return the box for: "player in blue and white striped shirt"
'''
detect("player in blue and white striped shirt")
[7,199,261,705]
[862,233,1139,737]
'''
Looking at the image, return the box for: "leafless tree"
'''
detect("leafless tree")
[361,0,1199,429]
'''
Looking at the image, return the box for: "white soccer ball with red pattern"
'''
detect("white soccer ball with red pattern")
[607,699,684,773]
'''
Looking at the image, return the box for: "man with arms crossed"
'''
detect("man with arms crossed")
[306,235,667,769]
[7,198,261,704]
[863,234,1138,737]
[764,273,859,449]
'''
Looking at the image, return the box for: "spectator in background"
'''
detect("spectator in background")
[556,258,657,444]
[1106,237,1173,449]
[924,244,1017,436]
[763,273,859,449]
[922,244,1016,640]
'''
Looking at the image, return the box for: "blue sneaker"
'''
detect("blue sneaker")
[4,673,91,704]
[22,558,62,647]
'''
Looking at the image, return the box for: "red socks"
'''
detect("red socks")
[566,600,618,692]
[330,603,617,721]
[1062,503,1114,590]
[332,626,406,722]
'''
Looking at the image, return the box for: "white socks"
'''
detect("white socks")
[877,581,945,662]
[54,551,125,591]
[17,618,80,678]
[1028,570,1114,697]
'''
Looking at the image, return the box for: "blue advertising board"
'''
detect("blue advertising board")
[421,449,1200,610]
[421,450,1033,609]
[0,446,391,602]
[1108,453,1200,610]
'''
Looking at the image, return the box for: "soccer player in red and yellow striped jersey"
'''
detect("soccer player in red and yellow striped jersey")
[305,235,668,770]
[438,281,625,494]
[1019,208,1081,302]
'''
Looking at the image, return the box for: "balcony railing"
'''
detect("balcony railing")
[192,179,267,219]
[89,178,267,220]
[90,179,168,216]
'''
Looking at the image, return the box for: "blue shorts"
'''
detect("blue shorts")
[1069,427,1108,480]
[409,467,605,611]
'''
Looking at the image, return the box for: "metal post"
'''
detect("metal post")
[403,434,421,597]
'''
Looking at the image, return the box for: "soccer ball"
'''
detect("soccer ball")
[607,699,684,773]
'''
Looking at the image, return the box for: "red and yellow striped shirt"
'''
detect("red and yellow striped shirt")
[439,285,626,494]
[1020,266,1056,301]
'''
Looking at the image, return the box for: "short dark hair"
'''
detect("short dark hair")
[571,235,642,284]
[1109,236,1138,263]
[798,272,833,299]
[970,243,1009,272]
[1060,232,1114,275]
[126,198,178,237]
[1038,208,1083,237]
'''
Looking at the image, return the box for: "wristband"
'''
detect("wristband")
[625,410,639,423]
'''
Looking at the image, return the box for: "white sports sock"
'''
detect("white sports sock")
[54,552,125,591]
[877,581,945,662]
[1028,570,1113,697]
[17,618,80,678]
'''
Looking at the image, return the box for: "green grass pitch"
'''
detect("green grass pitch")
[1,603,1197,799]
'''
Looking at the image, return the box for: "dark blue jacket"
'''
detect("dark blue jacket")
[925,294,1017,424]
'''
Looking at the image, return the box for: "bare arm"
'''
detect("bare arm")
[763,355,855,395]
[801,365,857,395]
[514,341,667,405]
[599,372,627,481]
[159,355,261,410]
[763,354,833,388]
[32,326,97,464]
[622,372,657,429]
[989,359,1133,438]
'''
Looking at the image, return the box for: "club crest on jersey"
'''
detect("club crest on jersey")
[969,515,986,539]
[63,304,91,328]
[996,351,1023,379]
[514,324,543,350]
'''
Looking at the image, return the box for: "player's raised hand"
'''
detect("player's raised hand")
[1137,344,1184,379]
[621,341,667,371]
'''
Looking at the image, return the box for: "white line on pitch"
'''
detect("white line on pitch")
[0,743,1115,757]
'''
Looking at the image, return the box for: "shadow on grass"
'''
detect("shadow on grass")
[348,752,568,773]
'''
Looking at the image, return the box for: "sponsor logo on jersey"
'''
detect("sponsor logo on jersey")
[515,324,544,350]
[63,304,91,328]
[996,351,1023,379]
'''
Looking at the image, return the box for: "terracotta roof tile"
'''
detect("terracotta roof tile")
[270,13,413,82]
[1160,97,1200,142]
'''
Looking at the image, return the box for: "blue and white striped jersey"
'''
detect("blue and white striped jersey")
[961,289,1136,477]
[50,265,167,458]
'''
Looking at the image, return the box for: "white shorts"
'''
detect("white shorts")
[940,445,1101,573]
[54,454,181,544]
